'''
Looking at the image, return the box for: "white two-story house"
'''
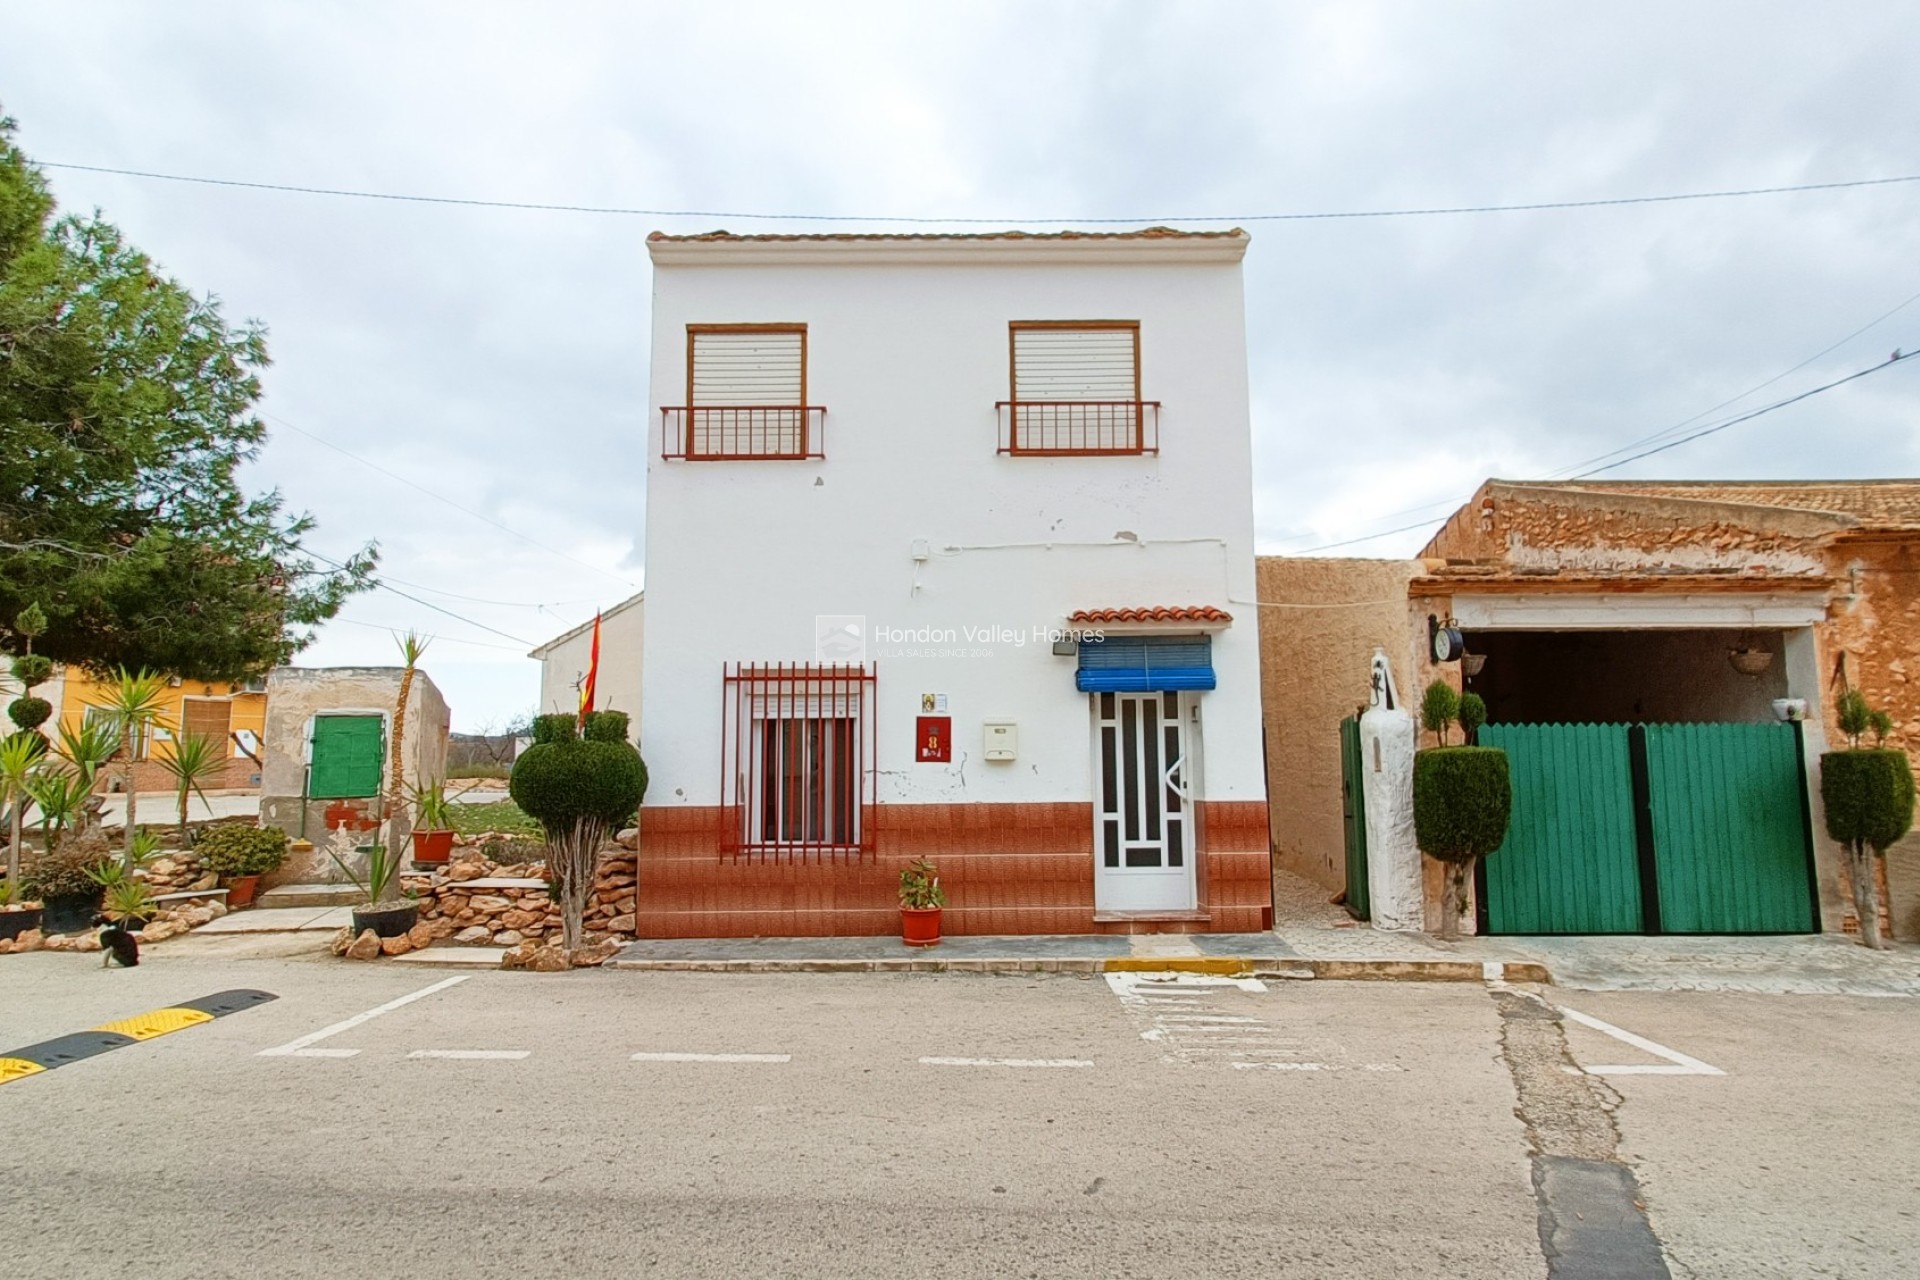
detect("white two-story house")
[636,228,1272,938]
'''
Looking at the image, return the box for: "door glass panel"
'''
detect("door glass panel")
[1142,700,1161,837]
[1125,847,1162,868]
[1100,692,1114,718]
[1103,821,1120,868]
[1101,726,1117,814]
[1121,700,1139,841]
[1164,691,1178,717]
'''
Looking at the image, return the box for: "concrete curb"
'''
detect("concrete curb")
[596,954,1554,982]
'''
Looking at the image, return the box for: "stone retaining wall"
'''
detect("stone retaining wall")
[396,844,639,948]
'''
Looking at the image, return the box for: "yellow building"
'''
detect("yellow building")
[52,668,267,792]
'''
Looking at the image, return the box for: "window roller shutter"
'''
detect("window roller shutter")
[1013,327,1136,401]
[692,330,804,406]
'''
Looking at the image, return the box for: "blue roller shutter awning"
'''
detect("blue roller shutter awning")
[1076,635,1216,693]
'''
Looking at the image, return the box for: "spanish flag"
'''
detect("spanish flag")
[577,611,601,730]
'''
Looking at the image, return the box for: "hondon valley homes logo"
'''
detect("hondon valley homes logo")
[816,615,1103,661]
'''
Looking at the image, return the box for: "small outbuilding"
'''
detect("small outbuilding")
[1262,478,1920,941]
[257,665,450,885]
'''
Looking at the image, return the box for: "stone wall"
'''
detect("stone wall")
[395,842,641,949]
[1255,556,1422,894]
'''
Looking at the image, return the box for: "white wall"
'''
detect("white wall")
[535,596,644,725]
[639,236,1265,811]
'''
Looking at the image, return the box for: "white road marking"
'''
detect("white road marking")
[1556,1004,1725,1077]
[258,975,472,1058]
[630,1052,791,1063]
[407,1049,531,1060]
[1233,1060,1406,1072]
[919,1057,1095,1069]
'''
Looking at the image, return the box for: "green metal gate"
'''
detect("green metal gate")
[1479,724,1644,934]
[1477,721,1817,935]
[1644,723,1820,933]
[1340,717,1369,920]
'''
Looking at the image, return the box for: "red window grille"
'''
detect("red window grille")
[720,662,877,859]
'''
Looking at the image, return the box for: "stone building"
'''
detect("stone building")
[1260,479,1920,940]
[257,665,450,886]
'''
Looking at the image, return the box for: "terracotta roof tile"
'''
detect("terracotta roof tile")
[1515,480,1920,531]
[648,227,1246,244]
[1069,606,1233,624]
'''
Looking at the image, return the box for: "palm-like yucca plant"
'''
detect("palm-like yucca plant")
[26,769,88,852]
[1,733,40,891]
[384,631,430,846]
[56,718,122,786]
[96,668,173,869]
[159,731,225,843]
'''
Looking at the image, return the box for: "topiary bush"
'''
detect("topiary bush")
[1821,690,1914,950]
[510,716,647,954]
[1823,750,1917,854]
[6,695,51,733]
[194,824,291,878]
[9,654,52,689]
[1420,680,1460,746]
[1414,745,1512,939]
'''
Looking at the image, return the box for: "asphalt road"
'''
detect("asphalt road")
[1,941,1915,1279]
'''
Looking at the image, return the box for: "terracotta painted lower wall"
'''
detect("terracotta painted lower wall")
[635,801,1272,939]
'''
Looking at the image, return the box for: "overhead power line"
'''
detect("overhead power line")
[267,412,638,590]
[1288,347,1920,554]
[304,548,536,648]
[39,160,1920,224]
[1569,348,1918,479]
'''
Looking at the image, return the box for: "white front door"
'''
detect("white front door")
[1093,690,1197,913]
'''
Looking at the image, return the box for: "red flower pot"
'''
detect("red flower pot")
[901,906,942,947]
[224,875,260,908]
[411,829,455,864]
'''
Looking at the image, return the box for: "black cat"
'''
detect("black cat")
[92,915,140,968]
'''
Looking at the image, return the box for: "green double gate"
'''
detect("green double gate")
[1477,722,1820,935]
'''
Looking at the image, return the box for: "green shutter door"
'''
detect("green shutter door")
[309,715,384,799]
[1340,717,1370,920]
[1479,724,1646,934]
[1644,722,1818,933]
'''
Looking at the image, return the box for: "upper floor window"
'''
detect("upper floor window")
[662,324,825,460]
[998,321,1159,456]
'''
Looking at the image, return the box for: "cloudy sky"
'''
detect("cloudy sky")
[6,2,1919,727]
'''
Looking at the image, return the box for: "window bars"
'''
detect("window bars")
[720,662,877,859]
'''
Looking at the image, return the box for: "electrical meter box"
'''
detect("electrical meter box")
[983,720,1017,761]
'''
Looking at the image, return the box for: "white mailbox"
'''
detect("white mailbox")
[983,720,1018,761]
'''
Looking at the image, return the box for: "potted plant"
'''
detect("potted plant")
[408,781,456,865]
[899,857,945,947]
[193,824,290,908]
[23,838,113,933]
[324,827,419,938]
[0,878,42,942]
[1821,689,1915,950]
[1413,681,1512,939]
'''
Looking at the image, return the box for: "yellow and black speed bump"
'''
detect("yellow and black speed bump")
[0,988,276,1085]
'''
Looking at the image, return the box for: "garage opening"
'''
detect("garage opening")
[1463,628,1789,725]
[1458,627,1818,935]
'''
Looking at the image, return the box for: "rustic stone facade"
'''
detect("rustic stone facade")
[1258,480,1920,939]
[391,841,641,950]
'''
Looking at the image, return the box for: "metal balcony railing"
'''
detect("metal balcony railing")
[996,400,1160,456]
[662,406,827,460]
